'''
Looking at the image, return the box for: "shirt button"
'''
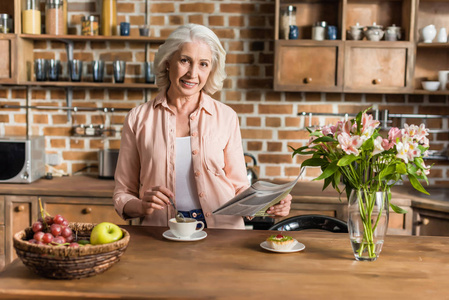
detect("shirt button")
[190,116,195,120]
[192,150,198,155]
[206,212,211,217]
[199,192,204,197]
[192,212,197,218]
[194,171,201,177]
[191,132,197,137]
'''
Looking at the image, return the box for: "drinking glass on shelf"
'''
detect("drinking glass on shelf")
[47,59,60,81]
[92,60,105,82]
[69,59,83,82]
[34,59,48,81]
[113,60,126,83]
[145,61,155,84]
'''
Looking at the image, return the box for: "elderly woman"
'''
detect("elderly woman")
[113,24,291,229]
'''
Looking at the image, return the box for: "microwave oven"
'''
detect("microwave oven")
[0,136,46,183]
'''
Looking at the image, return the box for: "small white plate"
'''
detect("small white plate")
[260,240,305,253]
[162,230,207,242]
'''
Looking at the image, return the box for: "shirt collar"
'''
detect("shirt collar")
[153,90,215,116]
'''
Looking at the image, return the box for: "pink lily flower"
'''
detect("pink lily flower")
[388,127,402,145]
[337,132,363,155]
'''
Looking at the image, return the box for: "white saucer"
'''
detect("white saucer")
[162,230,207,242]
[260,240,305,253]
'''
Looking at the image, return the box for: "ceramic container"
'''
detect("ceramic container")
[437,27,447,43]
[422,81,440,91]
[365,23,384,41]
[347,22,364,40]
[422,24,437,43]
[385,24,401,41]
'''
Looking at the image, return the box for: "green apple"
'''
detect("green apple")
[90,222,123,245]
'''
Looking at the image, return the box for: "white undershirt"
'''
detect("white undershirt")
[175,137,201,211]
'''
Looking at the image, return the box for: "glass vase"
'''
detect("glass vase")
[348,189,389,261]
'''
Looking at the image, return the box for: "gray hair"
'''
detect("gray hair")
[153,24,227,95]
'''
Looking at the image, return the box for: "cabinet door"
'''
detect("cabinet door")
[274,40,344,92]
[4,195,37,266]
[0,36,14,82]
[40,196,129,225]
[413,209,449,236]
[344,42,413,93]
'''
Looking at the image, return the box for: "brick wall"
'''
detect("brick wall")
[0,0,448,185]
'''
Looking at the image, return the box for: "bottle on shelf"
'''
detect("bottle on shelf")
[101,0,117,36]
[22,0,41,34]
[45,0,64,35]
[280,5,297,40]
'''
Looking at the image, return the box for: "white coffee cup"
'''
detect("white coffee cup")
[169,218,204,238]
[438,70,449,90]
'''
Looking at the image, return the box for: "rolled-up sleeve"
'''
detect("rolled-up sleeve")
[113,109,141,219]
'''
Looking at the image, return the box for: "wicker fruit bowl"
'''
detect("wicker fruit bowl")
[13,222,130,280]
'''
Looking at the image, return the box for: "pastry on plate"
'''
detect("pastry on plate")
[266,234,297,250]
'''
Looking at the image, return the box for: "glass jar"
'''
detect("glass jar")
[102,0,117,36]
[46,0,64,35]
[312,21,327,41]
[280,6,296,40]
[82,15,99,36]
[0,14,12,34]
[22,0,41,34]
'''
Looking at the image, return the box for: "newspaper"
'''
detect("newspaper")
[213,168,304,217]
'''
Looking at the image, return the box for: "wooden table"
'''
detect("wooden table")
[0,226,449,299]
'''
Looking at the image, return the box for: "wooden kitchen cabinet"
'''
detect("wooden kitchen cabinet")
[39,196,129,225]
[0,195,38,271]
[274,0,443,94]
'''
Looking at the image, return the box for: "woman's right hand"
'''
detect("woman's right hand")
[141,186,174,215]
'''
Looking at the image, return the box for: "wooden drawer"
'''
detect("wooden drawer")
[41,197,127,225]
[344,42,413,93]
[274,40,343,92]
[413,209,449,236]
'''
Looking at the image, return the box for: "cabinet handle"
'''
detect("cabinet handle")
[15,205,25,212]
[415,218,430,226]
[372,78,381,85]
[303,77,312,84]
[82,207,92,214]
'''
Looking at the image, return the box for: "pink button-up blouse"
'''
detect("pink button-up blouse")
[113,91,249,229]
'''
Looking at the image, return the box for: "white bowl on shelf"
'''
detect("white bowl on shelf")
[422,81,440,91]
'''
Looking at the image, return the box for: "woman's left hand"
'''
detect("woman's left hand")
[265,194,292,217]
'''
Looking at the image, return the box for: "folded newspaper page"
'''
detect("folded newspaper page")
[213,168,304,217]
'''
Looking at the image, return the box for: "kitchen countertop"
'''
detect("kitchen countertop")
[1,226,449,299]
[0,175,447,211]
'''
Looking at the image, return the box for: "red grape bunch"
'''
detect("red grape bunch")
[28,214,80,248]
[27,199,84,247]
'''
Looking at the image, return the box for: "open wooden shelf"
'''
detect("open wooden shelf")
[0,81,157,89]
[19,34,165,44]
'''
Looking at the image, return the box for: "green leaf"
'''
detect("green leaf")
[313,136,336,143]
[323,176,332,190]
[408,174,430,195]
[337,154,358,166]
[379,164,395,180]
[396,162,407,174]
[313,161,338,181]
[390,203,407,214]
[301,158,326,167]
